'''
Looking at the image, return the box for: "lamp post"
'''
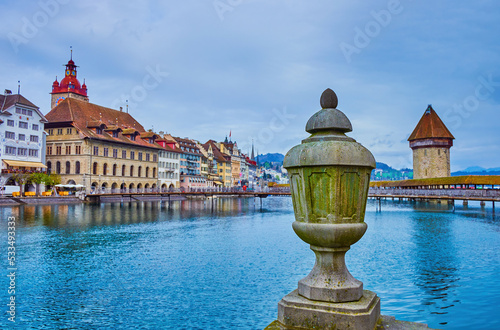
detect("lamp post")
[271,89,378,329]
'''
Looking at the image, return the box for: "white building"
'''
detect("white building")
[0,92,47,185]
[156,138,181,190]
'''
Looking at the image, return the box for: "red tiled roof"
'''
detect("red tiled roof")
[408,105,454,141]
[204,140,230,163]
[45,98,161,149]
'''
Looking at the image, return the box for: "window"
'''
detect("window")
[47,129,53,135]
[122,165,126,177]
[138,152,143,161]
[130,151,135,160]
[7,120,14,127]
[47,146,52,155]
[122,150,127,159]
[103,163,108,175]
[32,124,38,131]
[47,161,52,174]
[93,162,98,175]
[112,164,117,176]
[18,134,25,141]
[5,146,16,155]
[66,161,71,174]
[96,128,103,134]
[56,161,61,174]
[93,146,99,156]
[146,153,150,162]
[29,149,38,157]
[130,166,134,176]
[138,166,142,177]
[30,135,38,142]
[18,148,27,156]
[103,148,109,157]
[112,131,118,138]
[66,145,71,155]
[75,161,80,174]
[145,167,149,177]
[57,129,63,135]
[130,135,136,141]
[153,154,157,162]
[67,128,72,134]
[5,131,15,139]
[75,145,81,154]
[56,146,62,155]
[113,149,118,158]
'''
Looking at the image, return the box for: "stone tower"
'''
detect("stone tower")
[408,105,454,179]
[50,50,89,109]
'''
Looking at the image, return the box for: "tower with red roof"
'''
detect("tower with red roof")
[50,50,89,109]
[408,105,454,179]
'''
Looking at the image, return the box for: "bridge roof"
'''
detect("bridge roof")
[370,175,500,188]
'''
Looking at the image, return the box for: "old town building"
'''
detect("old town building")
[45,56,160,192]
[156,135,181,190]
[0,92,48,186]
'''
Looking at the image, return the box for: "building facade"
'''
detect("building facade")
[408,105,454,179]
[156,139,181,190]
[0,93,47,186]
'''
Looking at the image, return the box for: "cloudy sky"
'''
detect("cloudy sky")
[1,0,499,171]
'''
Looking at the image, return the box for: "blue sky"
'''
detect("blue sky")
[1,0,499,171]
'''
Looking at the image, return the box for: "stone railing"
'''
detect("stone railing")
[369,187,500,199]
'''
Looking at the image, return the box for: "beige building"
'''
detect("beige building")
[408,105,454,179]
[45,99,161,193]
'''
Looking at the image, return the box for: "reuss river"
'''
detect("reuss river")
[1,197,499,329]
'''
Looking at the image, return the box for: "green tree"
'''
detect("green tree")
[29,172,49,196]
[11,173,30,195]
[45,173,61,189]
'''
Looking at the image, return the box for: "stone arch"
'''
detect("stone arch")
[137,183,143,189]
[169,184,174,189]
[67,180,76,185]
[145,183,150,189]
[128,183,135,189]
[111,182,118,191]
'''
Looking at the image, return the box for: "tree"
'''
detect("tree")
[11,173,30,195]
[29,172,49,197]
[45,173,61,189]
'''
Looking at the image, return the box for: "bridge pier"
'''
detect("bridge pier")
[480,201,486,207]
[463,200,468,206]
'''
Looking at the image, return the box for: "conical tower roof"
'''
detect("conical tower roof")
[408,105,454,141]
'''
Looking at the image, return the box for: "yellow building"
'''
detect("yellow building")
[45,98,161,193]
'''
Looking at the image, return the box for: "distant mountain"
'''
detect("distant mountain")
[462,166,486,173]
[372,162,413,181]
[256,153,284,165]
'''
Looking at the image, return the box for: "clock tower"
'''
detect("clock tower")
[50,50,89,109]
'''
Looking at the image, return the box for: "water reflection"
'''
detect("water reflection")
[410,213,459,326]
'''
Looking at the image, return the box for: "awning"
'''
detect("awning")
[214,181,223,185]
[3,160,47,168]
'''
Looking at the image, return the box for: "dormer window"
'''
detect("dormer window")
[113,131,119,138]
[130,135,136,141]
[96,128,103,134]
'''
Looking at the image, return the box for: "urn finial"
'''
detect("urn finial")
[320,88,338,109]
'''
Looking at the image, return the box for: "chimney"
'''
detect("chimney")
[120,107,123,112]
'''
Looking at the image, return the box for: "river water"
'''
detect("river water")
[0,197,499,329]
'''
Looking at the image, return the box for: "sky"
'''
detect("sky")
[1,0,499,171]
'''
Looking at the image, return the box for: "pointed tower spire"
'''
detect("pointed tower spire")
[251,139,255,160]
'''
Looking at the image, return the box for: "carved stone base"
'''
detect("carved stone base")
[276,289,380,330]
